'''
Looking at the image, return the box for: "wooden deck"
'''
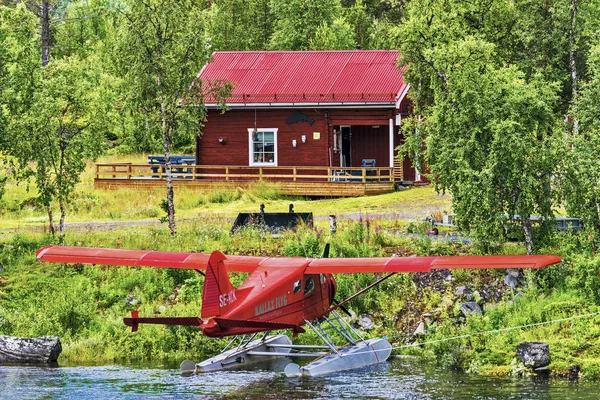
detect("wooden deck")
[94,164,396,197]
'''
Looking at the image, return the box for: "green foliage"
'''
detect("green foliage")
[560,39,600,237]
[282,222,324,258]
[399,2,562,252]
[310,17,355,50]
[269,0,344,49]
[202,0,273,51]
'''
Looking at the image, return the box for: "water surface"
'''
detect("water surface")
[0,358,596,399]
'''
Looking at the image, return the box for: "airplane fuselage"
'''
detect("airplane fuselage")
[201,258,336,337]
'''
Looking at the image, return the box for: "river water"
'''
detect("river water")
[0,357,598,399]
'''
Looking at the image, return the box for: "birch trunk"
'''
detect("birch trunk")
[161,101,177,236]
[58,198,66,241]
[46,202,55,236]
[569,0,579,135]
[41,0,50,67]
[523,218,534,255]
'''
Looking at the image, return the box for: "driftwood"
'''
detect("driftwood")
[0,335,62,363]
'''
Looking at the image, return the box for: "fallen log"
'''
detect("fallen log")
[0,335,62,363]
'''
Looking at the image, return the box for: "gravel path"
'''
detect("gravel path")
[1,204,448,234]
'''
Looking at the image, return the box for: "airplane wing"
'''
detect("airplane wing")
[36,245,266,273]
[37,246,562,274]
[304,255,562,274]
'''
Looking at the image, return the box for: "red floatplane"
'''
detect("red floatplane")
[36,245,561,376]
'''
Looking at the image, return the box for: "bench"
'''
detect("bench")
[148,155,196,175]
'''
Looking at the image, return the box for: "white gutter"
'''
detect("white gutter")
[204,102,397,109]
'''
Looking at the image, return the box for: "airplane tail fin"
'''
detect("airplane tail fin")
[201,250,247,318]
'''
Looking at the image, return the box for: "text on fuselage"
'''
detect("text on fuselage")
[255,295,287,316]
[219,290,237,307]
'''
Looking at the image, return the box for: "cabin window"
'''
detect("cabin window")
[293,279,302,293]
[248,128,278,166]
[304,276,314,296]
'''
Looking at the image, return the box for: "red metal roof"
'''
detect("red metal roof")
[197,50,408,107]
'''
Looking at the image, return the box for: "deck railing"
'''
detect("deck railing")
[95,164,394,183]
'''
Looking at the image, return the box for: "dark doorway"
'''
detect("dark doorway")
[341,126,351,167]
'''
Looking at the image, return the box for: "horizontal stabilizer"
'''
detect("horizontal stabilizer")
[124,311,203,332]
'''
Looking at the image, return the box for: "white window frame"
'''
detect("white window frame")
[248,128,278,166]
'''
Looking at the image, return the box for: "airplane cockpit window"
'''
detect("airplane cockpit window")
[293,279,302,293]
[304,276,314,296]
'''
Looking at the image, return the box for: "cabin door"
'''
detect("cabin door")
[340,126,351,167]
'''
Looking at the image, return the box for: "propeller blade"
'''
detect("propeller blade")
[322,243,330,259]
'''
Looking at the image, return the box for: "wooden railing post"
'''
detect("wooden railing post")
[293,167,297,182]
[259,167,263,181]
[377,168,381,182]
[362,168,366,183]
[226,167,229,181]
[327,167,331,182]
[111,165,116,178]
[127,164,132,180]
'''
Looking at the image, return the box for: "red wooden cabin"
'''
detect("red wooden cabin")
[196,50,417,184]
[94,50,420,196]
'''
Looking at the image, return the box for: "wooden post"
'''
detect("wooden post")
[362,168,366,183]
[127,164,132,180]
[377,168,381,182]
[259,167,263,181]
[293,167,297,182]
[111,165,116,178]
[226,167,229,181]
[95,164,99,179]
[159,165,163,180]
[327,167,331,182]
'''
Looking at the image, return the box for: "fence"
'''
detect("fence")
[95,164,394,184]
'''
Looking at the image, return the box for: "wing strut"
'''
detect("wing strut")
[327,272,397,314]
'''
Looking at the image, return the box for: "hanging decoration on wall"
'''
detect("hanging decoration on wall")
[286,111,315,126]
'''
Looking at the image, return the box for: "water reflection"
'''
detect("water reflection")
[0,358,598,400]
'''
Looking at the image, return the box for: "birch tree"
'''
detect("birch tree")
[117,0,231,235]
[9,56,109,237]
[398,0,561,253]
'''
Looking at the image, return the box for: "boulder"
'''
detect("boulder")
[567,364,580,381]
[126,294,138,306]
[0,335,62,363]
[460,302,482,316]
[413,321,426,335]
[358,316,373,330]
[516,342,550,369]
[504,270,520,288]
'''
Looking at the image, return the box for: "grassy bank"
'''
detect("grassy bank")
[1,217,600,379]
[0,154,451,230]
[1,155,599,379]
